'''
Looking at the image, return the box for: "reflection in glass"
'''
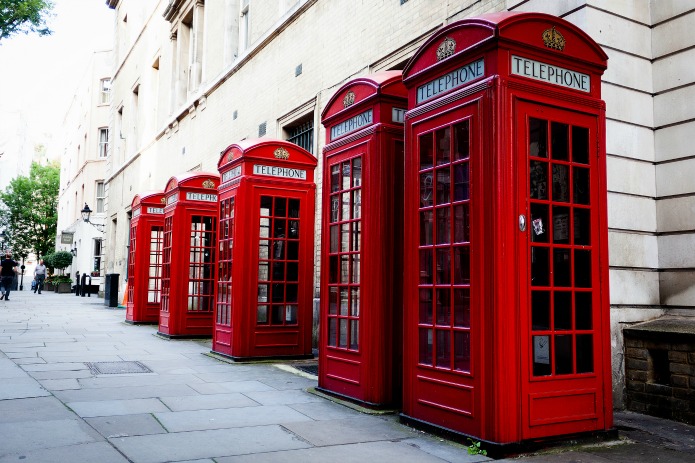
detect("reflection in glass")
[454,331,471,372]
[341,223,350,253]
[532,291,550,330]
[328,318,337,346]
[436,288,450,326]
[551,122,569,161]
[341,192,350,222]
[453,162,469,201]
[340,255,349,283]
[353,190,361,219]
[419,249,433,284]
[340,288,348,315]
[436,208,450,244]
[351,254,360,284]
[529,118,547,158]
[330,165,340,193]
[350,287,359,317]
[419,288,433,324]
[330,225,339,252]
[260,196,273,216]
[436,249,451,284]
[436,169,450,205]
[555,334,573,374]
[350,320,359,350]
[258,262,269,281]
[286,305,298,324]
[329,287,338,315]
[272,305,283,324]
[420,133,434,169]
[552,206,570,244]
[530,161,548,200]
[352,222,361,253]
[257,305,268,323]
[420,211,433,246]
[287,263,298,282]
[554,249,571,287]
[341,162,351,190]
[453,246,470,285]
[454,121,470,161]
[574,208,590,245]
[419,328,433,365]
[533,335,552,376]
[274,197,287,217]
[574,167,590,205]
[339,319,348,347]
[352,157,362,187]
[420,173,433,207]
[552,164,569,202]
[453,204,469,243]
[436,127,451,166]
[453,288,470,328]
[436,330,450,368]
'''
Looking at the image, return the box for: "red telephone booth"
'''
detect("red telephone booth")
[213,139,317,360]
[401,12,612,446]
[158,172,219,338]
[126,191,165,324]
[318,71,406,407]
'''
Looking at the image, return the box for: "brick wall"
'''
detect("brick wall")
[624,319,695,425]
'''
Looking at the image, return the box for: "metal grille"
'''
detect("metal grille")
[85,361,152,375]
[287,119,313,153]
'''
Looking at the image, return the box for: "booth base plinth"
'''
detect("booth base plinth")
[398,413,618,459]
[311,387,399,415]
[124,320,158,325]
[155,331,212,340]
[206,350,314,363]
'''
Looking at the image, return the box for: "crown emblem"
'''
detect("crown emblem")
[202,179,216,189]
[160,197,166,203]
[542,26,565,51]
[343,91,355,108]
[436,37,456,61]
[274,147,290,160]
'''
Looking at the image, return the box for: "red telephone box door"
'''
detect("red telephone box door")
[517,100,608,439]
[404,100,482,436]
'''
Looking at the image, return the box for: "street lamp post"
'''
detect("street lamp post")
[20,261,24,291]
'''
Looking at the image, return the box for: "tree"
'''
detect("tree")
[0,162,60,259]
[51,250,72,275]
[0,0,54,41]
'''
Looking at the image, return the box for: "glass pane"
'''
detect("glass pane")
[554,249,571,287]
[453,246,470,285]
[287,241,299,260]
[436,169,450,205]
[339,319,348,348]
[272,262,284,281]
[552,164,569,202]
[272,305,283,324]
[420,211,433,246]
[419,288,433,324]
[341,223,350,252]
[272,239,285,260]
[529,118,547,158]
[530,161,548,200]
[259,218,270,238]
[351,254,360,284]
[258,262,269,281]
[453,288,470,328]
[436,329,450,368]
[274,197,287,217]
[330,225,339,252]
[341,192,350,221]
[533,335,552,376]
[435,288,450,326]
[420,132,433,170]
[288,199,300,218]
[436,249,451,284]
[350,320,359,350]
[352,157,362,187]
[286,284,298,302]
[340,288,348,315]
[340,255,349,283]
[330,165,340,193]
[352,222,361,253]
[258,284,268,302]
[331,196,339,222]
[453,204,469,243]
[287,263,298,282]
[453,120,469,161]
[532,291,550,330]
[554,292,572,330]
[574,167,590,205]
[350,287,359,316]
[572,126,589,164]
[575,292,592,330]
[329,255,338,283]
[555,335,573,375]
[419,249,433,285]
[551,122,569,161]
[531,247,549,286]
[454,331,471,372]
[531,204,549,243]
[576,334,594,373]
[435,127,451,166]
[328,318,337,346]
[288,219,299,238]
[260,196,273,216]
[352,190,361,219]
[453,162,469,201]
[552,206,570,244]
[575,250,592,288]
[259,239,270,259]
[574,208,591,245]
[420,173,433,207]
[329,287,338,315]
[341,162,351,190]
[257,305,268,323]
[436,207,450,244]
[286,305,298,324]
[419,328,433,365]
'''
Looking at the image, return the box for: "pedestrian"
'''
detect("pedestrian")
[0,252,18,301]
[34,259,47,294]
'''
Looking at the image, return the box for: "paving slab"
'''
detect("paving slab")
[0,418,102,455]
[53,383,199,402]
[154,404,312,432]
[38,378,81,390]
[0,376,50,399]
[67,397,170,417]
[109,425,310,463]
[0,396,75,423]
[0,441,130,463]
[86,413,167,438]
[282,415,411,447]
[288,400,363,421]
[159,392,260,411]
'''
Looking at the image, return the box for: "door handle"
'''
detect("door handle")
[519,214,527,232]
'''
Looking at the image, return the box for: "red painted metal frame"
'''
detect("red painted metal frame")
[318,71,407,407]
[401,12,611,444]
[213,138,317,360]
[126,191,165,324]
[158,172,220,338]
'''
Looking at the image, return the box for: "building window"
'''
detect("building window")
[240,0,249,52]
[98,128,109,158]
[286,116,314,154]
[100,78,112,105]
[96,181,105,213]
[92,239,102,277]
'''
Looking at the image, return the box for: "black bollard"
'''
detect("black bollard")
[81,273,87,297]
[87,275,92,297]
[75,272,81,296]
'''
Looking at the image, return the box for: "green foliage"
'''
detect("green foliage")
[0,0,54,41]
[0,162,60,259]
[52,274,71,284]
[51,250,73,272]
[467,439,487,456]
[42,252,54,270]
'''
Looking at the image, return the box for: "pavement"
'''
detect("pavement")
[0,290,694,462]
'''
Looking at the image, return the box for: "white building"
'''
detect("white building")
[56,50,113,288]
[93,0,695,408]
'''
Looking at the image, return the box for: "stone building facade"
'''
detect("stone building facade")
[97,0,695,408]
